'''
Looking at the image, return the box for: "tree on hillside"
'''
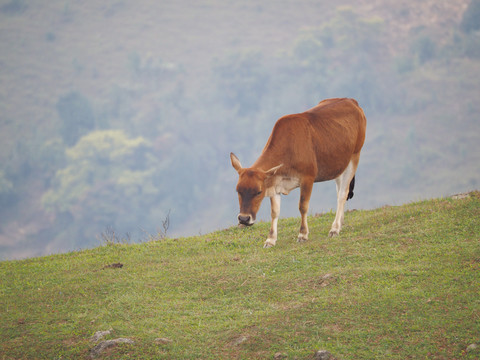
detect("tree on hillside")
[461,0,480,33]
[0,0,27,15]
[0,170,13,206]
[213,50,269,116]
[290,6,390,112]
[56,91,95,146]
[42,130,163,246]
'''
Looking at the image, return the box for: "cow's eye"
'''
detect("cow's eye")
[256,190,262,196]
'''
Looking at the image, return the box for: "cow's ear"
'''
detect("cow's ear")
[230,153,243,173]
[265,164,283,177]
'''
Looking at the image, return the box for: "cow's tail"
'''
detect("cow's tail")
[347,175,355,201]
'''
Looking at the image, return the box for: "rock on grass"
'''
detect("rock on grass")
[89,338,134,358]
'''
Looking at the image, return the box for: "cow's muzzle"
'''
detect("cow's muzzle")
[238,214,255,226]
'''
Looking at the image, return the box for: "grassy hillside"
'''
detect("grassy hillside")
[1,192,479,359]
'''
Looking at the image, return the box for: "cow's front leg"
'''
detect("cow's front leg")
[264,194,281,248]
[298,179,313,242]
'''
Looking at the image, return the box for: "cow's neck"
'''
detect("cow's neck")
[251,151,280,172]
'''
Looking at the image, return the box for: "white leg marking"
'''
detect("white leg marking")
[264,194,281,248]
[329,160,356,237]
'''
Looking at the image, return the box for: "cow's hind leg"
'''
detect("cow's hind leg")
[298,178,314,242]
[329,157,359,237]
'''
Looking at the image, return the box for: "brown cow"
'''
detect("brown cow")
[230,98,366,247]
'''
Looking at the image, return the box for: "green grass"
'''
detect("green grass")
[1,193,479,359]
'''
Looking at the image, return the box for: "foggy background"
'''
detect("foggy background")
[1,0,479,260]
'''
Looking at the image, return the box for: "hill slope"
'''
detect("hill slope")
[1,192,479,359]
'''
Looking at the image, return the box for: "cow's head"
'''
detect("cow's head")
[230,153,282,226]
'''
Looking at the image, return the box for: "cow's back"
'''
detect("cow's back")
[307,98,366,155]
[256,98,366,182]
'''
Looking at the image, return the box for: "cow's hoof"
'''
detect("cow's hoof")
[328,230,339,237]
[263,239,276,248]
[297,233,308,243]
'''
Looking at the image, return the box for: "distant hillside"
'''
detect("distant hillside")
[1,193,479,359]
[0,0,479,260]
